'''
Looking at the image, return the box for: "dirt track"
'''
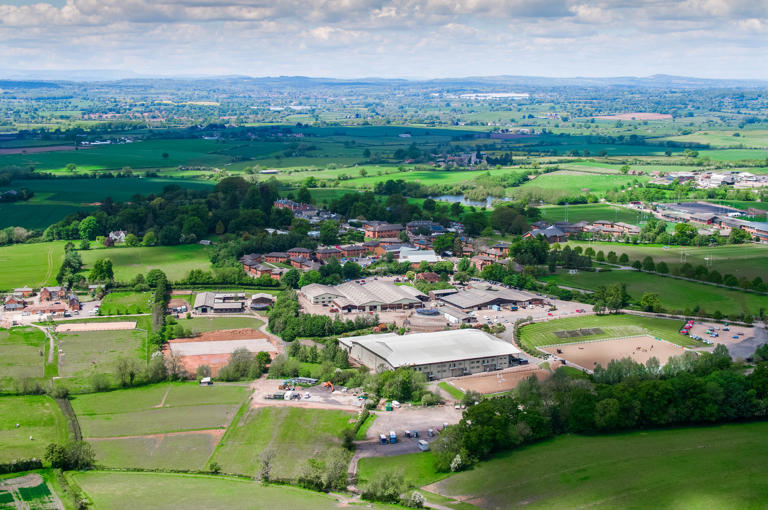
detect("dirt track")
[448,366,548,395]
[56,321,136,332]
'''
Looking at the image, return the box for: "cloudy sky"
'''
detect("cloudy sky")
[1,0,767,79]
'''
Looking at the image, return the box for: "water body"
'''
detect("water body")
[431,194,514,208]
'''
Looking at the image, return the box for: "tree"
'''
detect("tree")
[656,261,669,274]
[297,186,312,203]
[398,230,409,242]
[182,216,206,240]
[142,230,157,246]
[631,260,642,270]
[361,470,406,503]
[196,365,212,380]
[66,163,77,172]
[282,268,301,289]
[642,256,655,272]
[124,233,139,247]
[90,258,114,282]
[259,448,276,482]
[458,257,471,272]
[640,292,664,312]
[146,269,167,287]
[342,261,362,280]
[78,216,98,240]
[162,152,169,159]
[45,440,95,470]
[618,253,629,264]
[115,357,140,386]
[319,220,339,245]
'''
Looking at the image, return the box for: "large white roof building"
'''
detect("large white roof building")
[301,280,426,312]
[339,329,522,379]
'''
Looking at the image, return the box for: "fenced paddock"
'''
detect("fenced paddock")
[541,335,687,371]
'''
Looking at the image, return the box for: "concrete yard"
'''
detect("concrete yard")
[364,405,462,440]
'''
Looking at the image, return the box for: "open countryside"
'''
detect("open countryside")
[2,7,768,508]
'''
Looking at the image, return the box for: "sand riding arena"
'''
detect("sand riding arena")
[164,328,281,377]
[447,365,549,395]
[541,335,687,371]
[56,321,136,332]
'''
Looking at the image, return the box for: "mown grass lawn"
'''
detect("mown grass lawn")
[357,451,448,489]
[518,314,698,351]
[542,270,768,317]
[71,470,398,510]
[0,395,68,462]
[98,292,153,315]
[57,329,145,380]
[210,406,355,480]
[430,422,768,510]
[180,316,265,333]
[80,244,212,283]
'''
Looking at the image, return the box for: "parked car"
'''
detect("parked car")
[417,440,430,452]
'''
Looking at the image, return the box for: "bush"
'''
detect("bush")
[91,373,111,392]
[421,392,442,406]
[361,470,405,503]
[49,384,70,399]
[45,441,95,470]
[0,458,43,474]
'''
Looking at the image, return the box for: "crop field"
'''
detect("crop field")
[210,406,354,480]
[568,242,768,280]
[429,422,768,509]
[71,383,247,469]
[0,472,63,510]
[0,241,66,290]
[0,395,68,462]
[98,291,153,315]
[539,204,646,225]
[71,471,396,510]
[0,139,233,172]
[698,148,768,161]
[0,327,47,380]
[180,316,265,333]
[80,244,212,282]
[71,383,248,437]
[543,270,768,316]
[518,315,699,351]
[57,329,145,379]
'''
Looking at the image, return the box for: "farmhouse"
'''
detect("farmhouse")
[13,287,34,297]
[40,286,67,301]
[438,286,542,312]
[4,295,25,311]
[338,329,522,379]
[300,280,425,312]
[470,255,496,271]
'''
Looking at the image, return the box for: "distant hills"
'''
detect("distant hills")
[1,70,767,89]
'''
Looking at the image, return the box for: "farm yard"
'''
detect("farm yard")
[542,270,768,316]
[426,422,768,509]
[0,395,68,462]
[518,314,700,352]
[71,383,249,470]
[210,406,355,480]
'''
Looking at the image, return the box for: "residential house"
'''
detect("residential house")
[287,247,313,258]
[340,245,367,258]
[264,252,289,263]
[415,272,440,284]
[364,223,403,239]
[13,287,34,297]
[108,230,127,243]
[316,247,342,260]
[40,286,67,301]
[523,225,567,243]
[470,255,496,271]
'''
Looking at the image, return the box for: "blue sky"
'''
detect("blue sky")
[1,0,767,79]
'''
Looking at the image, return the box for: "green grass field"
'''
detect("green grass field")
[71,383,247,437]
[210,406,355,480]
[518,314,699,350]
[57,329,145,379]
[0,242,66,290]
[520,171,649,194]
[98,292,153,315]
[71,471,396,510]
[543,270,768,316]
[0,327,47,381]
[0,395,68,462]
[430,422,768,509]
[571,242,768,280]
[358,452,449,489]
[539,204,646,225]
[80,244,212,282]
[180,316,265,333]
